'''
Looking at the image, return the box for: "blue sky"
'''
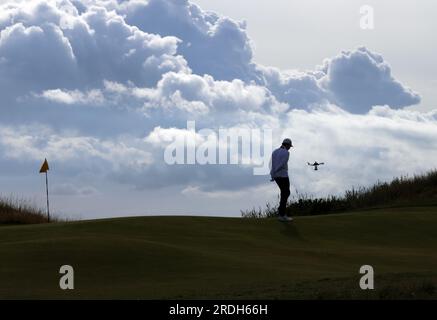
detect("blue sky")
[0,0,436,219]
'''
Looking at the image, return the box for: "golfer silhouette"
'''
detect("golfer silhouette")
[270,138,293,222]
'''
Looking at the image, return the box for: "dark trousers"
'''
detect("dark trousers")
[274,177,290,216]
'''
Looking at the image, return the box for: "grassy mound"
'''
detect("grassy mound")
[243,170,437,218]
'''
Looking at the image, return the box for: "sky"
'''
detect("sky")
[195,0,437,112]
[0,0,436,220]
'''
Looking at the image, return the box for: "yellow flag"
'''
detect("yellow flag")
[39,158,49,173]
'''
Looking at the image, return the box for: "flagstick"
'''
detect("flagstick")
[45,171,50,223]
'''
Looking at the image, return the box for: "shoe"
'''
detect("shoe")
[278,215,293,222]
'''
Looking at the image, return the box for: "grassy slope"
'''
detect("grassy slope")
[0,206,437,299]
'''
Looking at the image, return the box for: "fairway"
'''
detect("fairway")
[1,206,437,299]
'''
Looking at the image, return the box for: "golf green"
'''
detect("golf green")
[1,206,436,299]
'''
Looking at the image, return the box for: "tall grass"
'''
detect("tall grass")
[242,170,437,218]
[0,196,52,225]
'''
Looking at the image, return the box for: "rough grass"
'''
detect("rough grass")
[0,206,436,299]
[242,170,437,218]
[0,196,51,225]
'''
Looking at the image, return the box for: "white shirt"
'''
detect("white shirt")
[270,147,290,179]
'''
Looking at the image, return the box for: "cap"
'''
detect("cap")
[282,138,293,147]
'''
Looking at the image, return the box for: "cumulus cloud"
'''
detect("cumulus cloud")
[111,0,420,113]
[0,21,77,99]
[255,65,328,110]
[139,72,285,121]
[0,0,189,105]
[119,0,255,82]
[319,47,421,113]
[31,72,286,130]
[0,0,421,118]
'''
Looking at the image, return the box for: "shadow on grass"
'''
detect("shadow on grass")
[278,221,303,241]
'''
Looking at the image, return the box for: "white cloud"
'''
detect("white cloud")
[0,0,189,104]
[118,0,254,81]
[111,0,421,113]
[38,88,104,105]
[0,0,421,117]
[141,72,280,116]
[0,125,153,173]
[319,47,421,113]
[0,21,77,98]
[32,72,285,130]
